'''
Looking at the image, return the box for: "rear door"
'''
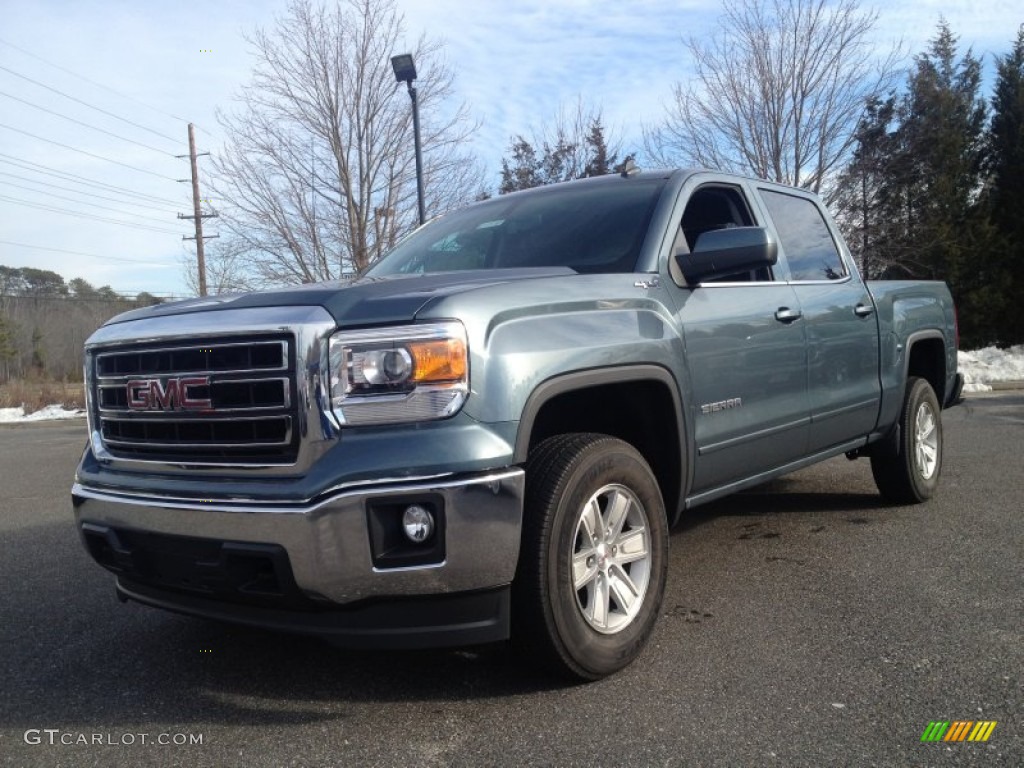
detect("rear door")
[756,187,880,453]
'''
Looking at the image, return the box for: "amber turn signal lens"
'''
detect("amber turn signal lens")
[410,338,467,383]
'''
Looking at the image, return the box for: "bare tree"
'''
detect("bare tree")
[644,0,900,194]
[208,0,485,287]
[180,240,260,296]
[0,267,141,384]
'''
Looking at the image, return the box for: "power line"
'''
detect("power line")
[0,153,181,205]
[0,36,205,130]
[0,239,174,266]
[0,35,216,145]
[0,123,175,180]
[0,62,181,145]
[1,180,177,224]
[0,171,177,214]
[0,195,182,234]
[0,90,178,157]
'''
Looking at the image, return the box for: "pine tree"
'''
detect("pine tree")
[499,137,543,194]
[498,111,621,194]
[887,21,989,344]
[985,26,1024,345]
[19,268,68,297]
[583,120,612,178]
[833,95,898,278]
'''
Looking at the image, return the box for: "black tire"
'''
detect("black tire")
[870,377,943,504]
[513,433,669,680]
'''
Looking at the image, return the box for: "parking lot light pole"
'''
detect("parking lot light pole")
[390,53,425,226]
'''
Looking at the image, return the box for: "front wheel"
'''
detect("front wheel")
[513,434,669,680]
[871,377,943,503]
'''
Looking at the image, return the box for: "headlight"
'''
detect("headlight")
[326,321,468,425]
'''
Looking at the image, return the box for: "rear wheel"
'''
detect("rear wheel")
[871,377,943,503]
[513,433,668,680]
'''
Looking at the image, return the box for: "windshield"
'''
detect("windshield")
[366,178,667,277]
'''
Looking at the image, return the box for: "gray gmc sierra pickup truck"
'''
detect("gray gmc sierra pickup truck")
[72,168,962,679]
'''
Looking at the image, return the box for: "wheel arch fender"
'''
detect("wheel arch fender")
[513,365,690,525]
[877,329,947,438]
[903,330,947,402]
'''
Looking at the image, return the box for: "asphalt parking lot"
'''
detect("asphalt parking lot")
[1,394,1021,767]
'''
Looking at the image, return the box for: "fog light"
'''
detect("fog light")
[402,505,435,543]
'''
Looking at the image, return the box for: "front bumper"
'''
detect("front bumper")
[115,578,511,649]
[73,469,524,647]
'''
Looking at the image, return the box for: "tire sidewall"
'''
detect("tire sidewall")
[544,442,668,678]
[904,379,942,500]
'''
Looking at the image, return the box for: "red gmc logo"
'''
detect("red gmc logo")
[126,376,212,411]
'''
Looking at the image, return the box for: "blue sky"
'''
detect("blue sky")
[0,0,1020,298]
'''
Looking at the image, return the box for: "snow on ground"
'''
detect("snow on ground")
[958,345,1024,393]
[0,405,86,423]
[1,347,1021,423]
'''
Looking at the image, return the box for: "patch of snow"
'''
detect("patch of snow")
[0,407,24,422]
[0,404,85,423]
[959,345,1024,393]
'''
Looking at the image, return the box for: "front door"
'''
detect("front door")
[674,283,810,492]
[666,182,810,493]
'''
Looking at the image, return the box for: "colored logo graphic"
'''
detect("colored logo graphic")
[921,721,997,742]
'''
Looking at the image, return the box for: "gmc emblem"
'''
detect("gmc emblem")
[126,376,212,411]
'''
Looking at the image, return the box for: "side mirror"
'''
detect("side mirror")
[675,226,778,285]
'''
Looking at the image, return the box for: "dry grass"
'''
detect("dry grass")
[0,378,86,414]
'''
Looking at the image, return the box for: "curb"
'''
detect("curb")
[990,381,1024,391]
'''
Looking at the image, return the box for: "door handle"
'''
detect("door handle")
[775,307,803,323]
[854,303,875,318]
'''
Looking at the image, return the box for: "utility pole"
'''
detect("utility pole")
[176,123,218,296]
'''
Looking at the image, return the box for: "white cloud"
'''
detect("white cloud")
[1,0,1020,297]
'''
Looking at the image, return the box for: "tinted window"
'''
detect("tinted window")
[366,179,666,276]
[759,190,846,281]
[680,185,770,283]
[681,186,753,250]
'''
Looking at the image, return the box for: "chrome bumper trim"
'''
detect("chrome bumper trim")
[73,469,524,605]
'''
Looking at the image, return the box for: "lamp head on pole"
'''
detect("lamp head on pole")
[390,52,425,226]
[390,54,417,84]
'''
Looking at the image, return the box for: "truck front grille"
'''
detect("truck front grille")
[92,336,299,464]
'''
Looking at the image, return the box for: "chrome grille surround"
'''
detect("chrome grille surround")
[84,305,339,473]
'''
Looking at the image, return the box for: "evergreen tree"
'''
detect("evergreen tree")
[498,109,622,194]
[134,292,163,307]
[68,278,98,299]
[985,26,1024,344]
[833,95,898,278]
[886,21,989,344]
[583,120,613,178]
[18,268,68,297]
[499,137,544,194]
[0,266,26,295]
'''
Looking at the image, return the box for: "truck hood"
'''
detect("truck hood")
[104,268,574,328]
